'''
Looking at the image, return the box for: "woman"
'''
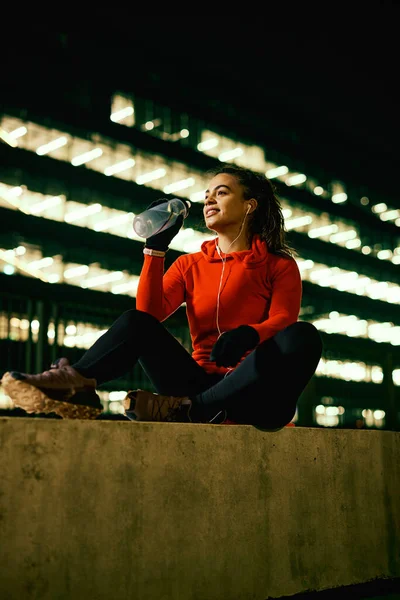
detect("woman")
[1,165,322,429]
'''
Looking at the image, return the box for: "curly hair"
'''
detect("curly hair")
[206,164,296,259]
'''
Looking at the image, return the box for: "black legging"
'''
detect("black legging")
[72,309,322,428]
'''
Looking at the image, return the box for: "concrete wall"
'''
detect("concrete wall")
[0,417,399,600]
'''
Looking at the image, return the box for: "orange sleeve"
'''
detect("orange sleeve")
[249,257,302,343]
[136,255,185,322]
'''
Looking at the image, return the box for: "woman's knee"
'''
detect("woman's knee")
[275,321,323,356]
[118,308,160,330]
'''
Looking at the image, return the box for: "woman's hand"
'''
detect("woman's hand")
[145,199,189,252]
[210,325,260,367]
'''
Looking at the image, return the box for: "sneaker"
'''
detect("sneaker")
[50,357,104,419]
[1,360,103,420]
[123,389,190,422]
[124,389,227,424]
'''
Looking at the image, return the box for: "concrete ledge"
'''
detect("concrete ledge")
[0,417,399,600]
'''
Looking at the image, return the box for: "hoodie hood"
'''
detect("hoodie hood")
[200,234,269,269]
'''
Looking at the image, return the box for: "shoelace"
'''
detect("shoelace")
[152,394,185,421]
[165,404,191,422]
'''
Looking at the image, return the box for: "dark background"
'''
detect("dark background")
[1,12,399,192]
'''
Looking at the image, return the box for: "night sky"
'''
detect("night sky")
[1,14,399,197]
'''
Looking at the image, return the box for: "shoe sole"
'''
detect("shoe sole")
[1,372,103,420]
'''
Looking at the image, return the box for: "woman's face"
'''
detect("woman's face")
[203,173,250,232]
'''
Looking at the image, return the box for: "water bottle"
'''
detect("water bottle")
[133,198,190,239]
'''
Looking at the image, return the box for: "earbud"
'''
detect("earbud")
[246,205,251,215]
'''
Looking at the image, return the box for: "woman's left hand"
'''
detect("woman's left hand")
[210,325,260,367]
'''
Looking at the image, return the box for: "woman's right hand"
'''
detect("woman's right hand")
[144,199,187,252]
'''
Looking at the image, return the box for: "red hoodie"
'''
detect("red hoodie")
[136,234,302,378]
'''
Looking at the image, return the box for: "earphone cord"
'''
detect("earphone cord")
[215,210,249,339]
[215,254,226,338]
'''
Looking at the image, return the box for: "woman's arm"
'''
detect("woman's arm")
[136,255,185,322]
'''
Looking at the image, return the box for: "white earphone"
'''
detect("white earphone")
[215,202,253,337]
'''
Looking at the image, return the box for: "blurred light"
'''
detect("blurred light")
[297,259,314,271]
[180,129,189,138]
[285,216,313,230]
[71,148,103,166]
[94,212,134,232]
[164,178,195,194]
[29,196,63,214]
[104,158,135,176]
[36,136,68,155]
[380,209,400,221]
[0,128,18,147]
[109,391,127,401]
[142,119,162,131]
[345,239,361,249]
[64,265,89,279]
[7,186,23,197]
[266,166,288,179]
[190,190,206,203]
[178,228,194,239]
[81,271,124,289]
[377,249,392,260]
[110,106,134,123]
[197,138,218,151]
[65,203,102,223]
[28,257,54,269]
[331,192,347,203]
[286,174,307,186]
[136,168,166,185]
[48,274,60,283]
[371,203,387,213]
[218,148,243,161]
[111,280,139,295]
[330,229,357,243]
[8,126,27,140]
[308,225,338,238]
[374,410,385,420]
[108,401,125,414]
[313,186,324,195]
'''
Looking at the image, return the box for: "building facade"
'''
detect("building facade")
[0,43,399,429]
